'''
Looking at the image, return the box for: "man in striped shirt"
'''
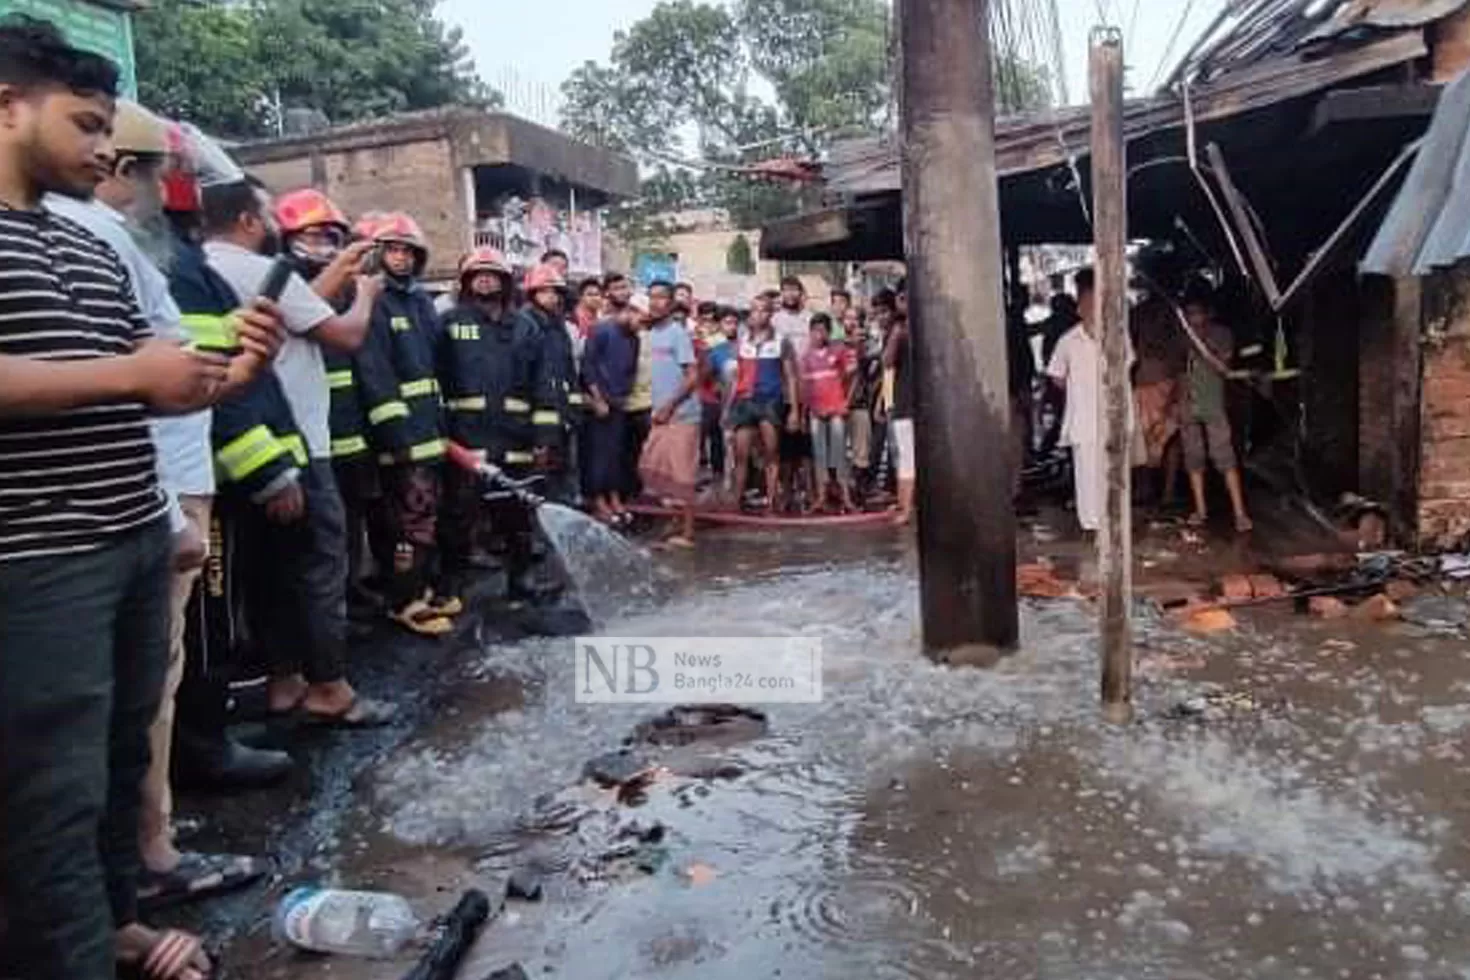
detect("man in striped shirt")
[0,19,274,980]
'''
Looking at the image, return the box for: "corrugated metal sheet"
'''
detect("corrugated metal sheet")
[1304,0,1470,43]
[825,31,1428,196]
[1362,68,1470,275]
[1168,0,1465,94]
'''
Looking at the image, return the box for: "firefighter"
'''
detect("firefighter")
[435,246,540,611]
[359,212,454,636]
[518,263,580,503]
[159,122,301,782]
[273,192,380,608]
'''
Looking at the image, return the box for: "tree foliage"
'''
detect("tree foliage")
[736,0,892,139]
[133,0,266,137]
[994,56,1054,115]
[135,0,498,139]
[562,0,1052,234]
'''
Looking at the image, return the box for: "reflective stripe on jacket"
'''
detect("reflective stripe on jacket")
[358,279,445,465]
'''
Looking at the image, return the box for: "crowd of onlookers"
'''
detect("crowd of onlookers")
[570,273,919,545]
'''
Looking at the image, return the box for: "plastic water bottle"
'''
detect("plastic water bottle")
[274,887,420,958]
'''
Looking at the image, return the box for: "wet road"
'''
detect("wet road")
[171,515,1470,980]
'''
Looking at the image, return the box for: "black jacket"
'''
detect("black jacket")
[358,277,445,465]
[516,305,577,451]
[170,242,305,503]
[438,300,543,466]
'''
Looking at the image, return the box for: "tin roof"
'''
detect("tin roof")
[1166,0,1467,89]
[821,29,1428,197]
[1362,67,1470,275]
[1304,0,1470,44]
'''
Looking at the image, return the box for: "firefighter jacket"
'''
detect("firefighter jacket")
[358,277,446,466]
[437,301,543,468]
[286,257,372,464]
[516,305,578,451]
[324,347,371,462]
[169,242,306,503]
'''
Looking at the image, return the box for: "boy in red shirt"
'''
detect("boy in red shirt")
[801,313,855,512]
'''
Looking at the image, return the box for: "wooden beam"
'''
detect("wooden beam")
[1390,276,1424,545]
[900,0,1019,661]
[1276,137,1425,311]
[1205,141,1283,307]
[1309,84,1441,134]
[1092,28,1133,725]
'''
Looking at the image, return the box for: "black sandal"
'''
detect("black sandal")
[138,852,267,911]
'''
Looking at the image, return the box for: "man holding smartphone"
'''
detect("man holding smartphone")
[202,179,395,727]
[45,96,293,912]
[0,20,285,977]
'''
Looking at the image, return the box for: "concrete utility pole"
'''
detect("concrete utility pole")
[899,0,1019,662]
[1090,27,1134,723]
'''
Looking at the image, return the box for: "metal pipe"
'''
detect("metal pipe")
[1274,136,1426,311]
[1183,80,1251,277]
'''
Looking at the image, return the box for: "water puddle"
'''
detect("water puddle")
[349,543,1470,979]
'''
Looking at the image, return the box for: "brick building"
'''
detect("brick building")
[232,108,638,283]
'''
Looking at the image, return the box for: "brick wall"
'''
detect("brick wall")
[1418,263,1470,548]
[248,136,468,282]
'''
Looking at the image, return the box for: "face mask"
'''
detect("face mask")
[289,237,339,271]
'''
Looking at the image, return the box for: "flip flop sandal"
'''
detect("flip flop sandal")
[663,536,696,550]
[123,929,212,980]
[388,600,455,638]
[302,697,398,729]
[427,593,465,617]
[138,852,267,911]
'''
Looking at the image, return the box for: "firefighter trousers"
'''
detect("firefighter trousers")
[370,463,442,611]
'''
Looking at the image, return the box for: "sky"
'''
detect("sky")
[444,0,1229,129]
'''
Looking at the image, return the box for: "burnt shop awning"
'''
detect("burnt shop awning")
[763,29,1429,258]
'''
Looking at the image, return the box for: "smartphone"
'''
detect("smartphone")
[257,255,295,303]
[360,245,383,277]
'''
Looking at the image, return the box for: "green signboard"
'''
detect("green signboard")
[0,0,137,98]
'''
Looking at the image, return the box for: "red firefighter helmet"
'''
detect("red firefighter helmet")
[523,262,568,295]
[371,212,428,252]
[352,211,389,242]
[161,120,246,213]
[275,189,349,235]
[161,121,200,213]
[459,246,510,278]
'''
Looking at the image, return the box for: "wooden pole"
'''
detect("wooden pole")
[900,0,1019,662]
[1091,28,1133,723]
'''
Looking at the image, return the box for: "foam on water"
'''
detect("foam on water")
[1095,732,1439,894]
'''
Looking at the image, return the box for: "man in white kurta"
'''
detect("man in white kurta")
[1045,271,1135,533]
